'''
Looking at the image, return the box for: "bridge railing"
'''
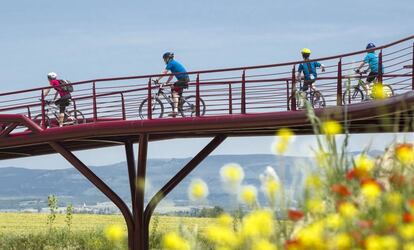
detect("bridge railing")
[0,36,412,133]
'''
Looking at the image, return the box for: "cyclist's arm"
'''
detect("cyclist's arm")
[356,61,366,71]
[43,88,51,97]
[156,70,169,81]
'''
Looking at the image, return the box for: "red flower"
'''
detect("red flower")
[358,220,373,229]
[403,212,414,223]
[285,239,301,250]
[389,174,405,186]
[331,184,352,197]
[288,209,304,221]
[408,200,414,210]
[346,168,369,180]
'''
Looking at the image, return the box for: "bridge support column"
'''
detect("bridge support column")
[142,135,227,250]
[49,142,136,249]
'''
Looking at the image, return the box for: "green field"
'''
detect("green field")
[0,212,214,235]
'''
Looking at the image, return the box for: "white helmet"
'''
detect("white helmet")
[47,72,57,80]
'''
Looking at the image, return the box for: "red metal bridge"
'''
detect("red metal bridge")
[0,35,413,249]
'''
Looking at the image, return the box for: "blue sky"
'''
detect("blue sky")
[0,0,413,169]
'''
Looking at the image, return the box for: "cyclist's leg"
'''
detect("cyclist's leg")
[365,72,377,98]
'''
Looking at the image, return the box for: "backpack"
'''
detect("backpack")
[58,79,74,92]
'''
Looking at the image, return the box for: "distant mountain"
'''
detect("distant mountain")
[0,151,382,210]
[0,154,314,210]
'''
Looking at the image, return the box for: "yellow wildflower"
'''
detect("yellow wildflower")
[329,233,351,250]
[220,163,245,184]
[404,242,414,250]
[338,202,358,218]
[188,178,209,201]
[385,192,403,208]
[104,224,125,242]
[162,232,190,250]
[383,212,401,226]
[366,235,399,250]
[239,185,258,206]
[217,213,233,227]
[361,182,381,202]
[400,224,414,240]
[273,128,294,154]
[252,239,278,250]
[205,225,239,247]
[306,199,325,214]
[396,143,414,164]
[276,128,294,141]
[241,210,274,239]
[371,82,389,99]
[296,222,324,248]
[325,213,344,230]
[305,174,322,189]
[321,120,342,135]
[354,154,375,172]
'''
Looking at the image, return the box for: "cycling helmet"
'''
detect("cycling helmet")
[366,43,376,49]
[47,72,57,80]
[301,48,311,55]
[163,52,174,61]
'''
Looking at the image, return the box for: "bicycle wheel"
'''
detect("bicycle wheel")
[310,91,326,108]
[67,110,86,125]
[138,98,164,119]
[179,95,206,117]
[33,114,51,128]
[343,88,364,105]
[287,95,301,110]
[383,84,394,97]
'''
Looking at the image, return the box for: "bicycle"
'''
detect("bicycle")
[138,80,206,119]
[287,79,326,110]
[33,100,85,128]
[342,70,394,105]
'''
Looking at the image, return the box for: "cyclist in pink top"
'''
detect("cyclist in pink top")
[42,72,72,127]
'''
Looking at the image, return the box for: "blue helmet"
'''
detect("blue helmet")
[366,43,376,50]
[163,52,174,61]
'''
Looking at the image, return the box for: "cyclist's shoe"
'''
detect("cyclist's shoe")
[168,112,178,118]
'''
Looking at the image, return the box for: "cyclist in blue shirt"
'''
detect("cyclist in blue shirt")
[355,43,383,83]
[156,52,190,117]
[296,48,326,92]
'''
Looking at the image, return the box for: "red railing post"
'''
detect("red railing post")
[147,78,152,119]
[337,58,343,106]
[412,42,414,90]
[73,100,78,119]
[378,50,383,84]
[121,93,126,120]
[286,80,290,110]
[41,89,46,129]
[92,82,97,122]
[27,106,31,119]
[291,66,296,111]
[228,83,233,114]
[241,70,246,114]
[196,74,200,117]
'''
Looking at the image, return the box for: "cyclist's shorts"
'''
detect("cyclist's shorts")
[301,79,315,91]
[366,72,378,83]
[173,78,189,94]
[55,94,71,113]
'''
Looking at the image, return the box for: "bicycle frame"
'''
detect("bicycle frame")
[152,82,182,109]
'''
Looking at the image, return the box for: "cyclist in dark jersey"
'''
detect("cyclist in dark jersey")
[156,52,190,117]
[296,48,326,91]
[43,72,72,127]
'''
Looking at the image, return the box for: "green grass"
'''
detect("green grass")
[0,213,214,235]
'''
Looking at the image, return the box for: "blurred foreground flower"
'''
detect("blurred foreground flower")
[288,209,304,221]
[162,232,190,250]
[241,209,274,239]
[259,166,280,205]
[239,185,258,206]
[273,128,294,154]
[371,82,390,100]
[188,178,209,201]
[252,239,278,250]
[220,163,245,193]
[321,120,342,136]
[361,180,382,202]
[104,224,125,242]
[395,143,414,164]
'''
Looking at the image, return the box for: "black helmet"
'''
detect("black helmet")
[163,52,174,61]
